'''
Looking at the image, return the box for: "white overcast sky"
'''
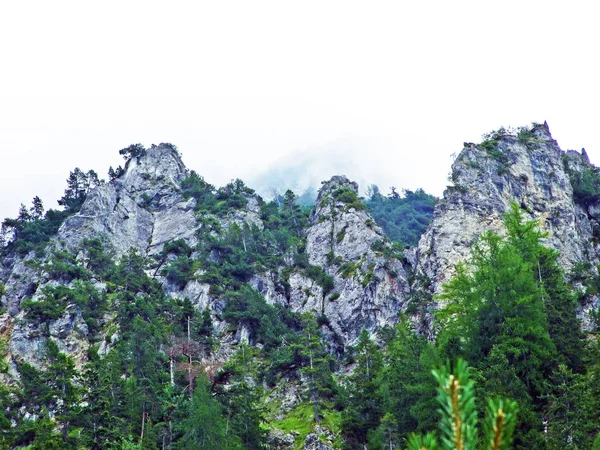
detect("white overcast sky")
[1,1,599,220]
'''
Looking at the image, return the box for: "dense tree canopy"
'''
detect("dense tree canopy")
[365,186,436,247]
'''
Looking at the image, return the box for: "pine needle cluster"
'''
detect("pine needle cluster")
[407,359,517,450]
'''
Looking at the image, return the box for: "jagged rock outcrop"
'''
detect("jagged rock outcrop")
[0,146,197,369]
[416,123,599,296]
[3,124,598,368]
[303,430,334,450]
[0,152,412,377]
[59,144,196,257]
[2,125,600,448]
[253,176,409,344]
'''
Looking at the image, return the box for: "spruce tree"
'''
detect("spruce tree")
[437,205,557,446]
[341,329,384,447]
[176,375,241,450]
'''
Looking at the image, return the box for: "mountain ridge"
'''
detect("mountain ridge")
[1,123,600,449]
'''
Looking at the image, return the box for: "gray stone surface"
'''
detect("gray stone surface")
[59,144,193,256]
[416,123,599,295]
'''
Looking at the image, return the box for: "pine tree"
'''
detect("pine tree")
[220,344,265,449]
[176,375,241,450]
[437,204,559,446]
[30,196,44,220]
[378,317,439,441]
[119,144,146,160]
[294,313,335,423]
[341,329,384,447]
[503,203,584,372]
[17,203,31,222]
[58,168,89,211]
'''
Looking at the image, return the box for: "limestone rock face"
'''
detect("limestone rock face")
[302,176,408,343]
[245,177,409,346]
[3,123,599,388]
[307,176,381,267]
[303,431,334,450]
[58,144,196,257]
[416,123,599,295]
[8,305,89,371]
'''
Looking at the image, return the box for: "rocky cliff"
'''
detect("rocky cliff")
[1,123,599,449]
[415,122,599,295]
[0,147,411,373]
[3,123,598,370]
[251,176,409,344]
[59,144,196,257]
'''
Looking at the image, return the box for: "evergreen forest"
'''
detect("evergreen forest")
[1,140,600,450]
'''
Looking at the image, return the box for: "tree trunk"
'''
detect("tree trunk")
[188,316,194,396]
[140,406,146,445]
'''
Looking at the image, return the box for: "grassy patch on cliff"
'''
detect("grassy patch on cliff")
[269,401,342,449]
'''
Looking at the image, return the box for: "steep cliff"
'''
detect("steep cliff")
[0,150,410,375]
[415,122,599,294]
[2,124,599,449]
[250,176,408,345]
[59,144,196,257]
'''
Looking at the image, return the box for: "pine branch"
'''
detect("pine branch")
[407,432,439,450]
[483,398,517,450]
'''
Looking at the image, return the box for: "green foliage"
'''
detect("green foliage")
[218,345,266,448]
[108,164,125,180]
[82,237,115,277]
[407,432,439,450]
[58,167,101,212]
[564,157,600,207]
[176,375,242,449]
[503,203,584,372]
[333,186,366,211]
[119,143,146,160]
[365,187,436,247]
[181,171,254,216]
[481,126,512,145]
[161,255,197,288]
[341,329,384,448]
[291,314,337,423]
[22,279,107,335]
[270,401,341,450]
[1,200,71,256]
[482,398,518,450]
[14,340,81,448]
[180,170,218,211]
[339,260,361,279]
[305,265,334,296]
[478,127,515,175]
[516,125,536,142]
[21,286,68,323]
[370,317,440,445]
[223,285,302,352]
[408,359,518,450]
[541,363,596,449]
[328,292,341,301]
[436,203,588,447]
[437,228,556,394]
[8,155,600,450]
[433,359,478,450]
[43,248,89,282]
[371,239,404,260]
